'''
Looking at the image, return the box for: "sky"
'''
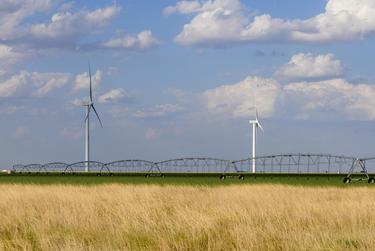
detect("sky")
[1,0,375,166]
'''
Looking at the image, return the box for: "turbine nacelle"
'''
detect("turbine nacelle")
[249,109,264,132]
[249,120,264,132]
[83,62,103,128]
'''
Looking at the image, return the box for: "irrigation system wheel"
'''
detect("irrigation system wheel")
[219,175,226,180]
[239,175,245,180]
[368,177,375,184]
[343,177,351,184]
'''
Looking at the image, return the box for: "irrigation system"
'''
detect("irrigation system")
[11,154,375,183]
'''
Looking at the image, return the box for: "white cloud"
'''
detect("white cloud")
[0,44,24,64]
[0,3,123,50]
[164,0,202,15]
[0,71,70,97]
[0,44,26,75]
[73,70,102,92]
[276,53,343,80]
[0,0,53,40]
[29,5,120,41]
[170,0,375,46]
[201,69,375,121]
[284,79,375,120]
[291,0,375,42]
[102,30,159,50]
[174,0,250,46]
[0,2,159,52]
[0,72,28,97]
[31,72,71,97]
[202,76,280,118]
[98,88,126,103]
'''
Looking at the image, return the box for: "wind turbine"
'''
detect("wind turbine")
[249,109,264,173]
[83,63,103,172]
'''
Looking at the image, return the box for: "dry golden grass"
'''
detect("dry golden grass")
[0,184,375,251]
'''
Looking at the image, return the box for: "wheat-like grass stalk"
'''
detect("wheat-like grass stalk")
[0,184,374,250]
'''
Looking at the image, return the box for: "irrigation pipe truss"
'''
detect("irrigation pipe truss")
[11,154,375,175]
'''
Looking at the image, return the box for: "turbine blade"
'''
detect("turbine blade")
[84,106,92,122]
[257,121,264,132]
[254,108,264,132]
[91,104,103,128]
[88,62,93,102]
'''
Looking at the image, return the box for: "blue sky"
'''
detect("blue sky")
[1,0,375,166]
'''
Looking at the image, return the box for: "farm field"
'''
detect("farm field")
[0,173,373,186]
[0,184,375,250]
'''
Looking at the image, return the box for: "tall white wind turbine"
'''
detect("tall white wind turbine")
[83,63,103,172]
[249,109,264,173]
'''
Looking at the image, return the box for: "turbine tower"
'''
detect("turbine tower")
[249,110,264,173]
[83,63,103,172]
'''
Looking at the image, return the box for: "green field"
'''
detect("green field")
[0,173,374,186]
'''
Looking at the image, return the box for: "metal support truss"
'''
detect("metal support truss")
[12,164,27,173]
[156,157,237,174]
[344,158,375,183]
[64,161,104,173]
[13,164,44,173]
[10,154,375,179]
[232,154,356,174]
[43,162,68,173]
[104,160,157,174]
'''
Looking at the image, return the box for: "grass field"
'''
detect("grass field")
[0,184,375,250]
